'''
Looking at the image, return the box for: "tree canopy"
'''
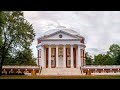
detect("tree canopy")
[0,11,36,75]
[94,53,113,65]
[86,44,120,65]
[3,48,37,65]
[109,44,120,65]
[85,52,93,65]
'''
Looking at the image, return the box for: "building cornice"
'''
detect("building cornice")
[41,39,80,41]
[36,43,86,48]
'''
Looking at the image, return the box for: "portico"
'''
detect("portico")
[36,26,86,69]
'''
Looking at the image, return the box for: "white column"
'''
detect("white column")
[83,49,86,66]
[71,45,73,68]
[81,49,84,66]
[41,45,44,67]
[56,45,59,67]
[81,49,83,66]
[77,45,81,68]
[48,45,51,68]
[63,45,66,68]
[37,49,40,66]
[39,49,41,66]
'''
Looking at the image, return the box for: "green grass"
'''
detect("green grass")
[1,75,120,79]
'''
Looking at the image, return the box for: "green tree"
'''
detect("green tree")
[102,53,113,65]
[116,51,120,65]
[0,11,6,54]
[109,44,120,65]
[85,52,93,65]
[14,48,37,65]
[94,54,104,65]
[0,11,35,76]
[3,49,37,66]
[94,53,113,65]
[0,11,5,31]
[2,54,15,65]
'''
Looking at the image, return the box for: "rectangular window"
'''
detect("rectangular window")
[67,48,70,56]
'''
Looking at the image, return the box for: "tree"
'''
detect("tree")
[115,51,120,65]
[109,44,120,58]
[0,11,35,76]
[0,11,5,31]
[0,11,5,55]
[85,52,93,65]
[14,48,37,65]
[94,53,113,65]
[94,54,104,65]
[102,54,114,65]
[2,54,15,65]
[109,44,120,65]
[3,48,37,66]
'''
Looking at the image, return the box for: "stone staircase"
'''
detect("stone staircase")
[40,68,82,75]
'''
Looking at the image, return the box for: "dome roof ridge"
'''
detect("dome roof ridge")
[56,25,66,28]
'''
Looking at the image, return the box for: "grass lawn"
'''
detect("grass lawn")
[0,75,120,79]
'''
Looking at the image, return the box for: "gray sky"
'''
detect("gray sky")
[23,11,120,58]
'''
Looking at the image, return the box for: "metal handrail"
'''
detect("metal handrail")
[80,66,83,74]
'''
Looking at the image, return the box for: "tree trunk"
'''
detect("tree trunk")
[0,56,4,76]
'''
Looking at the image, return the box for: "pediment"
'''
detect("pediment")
[40,30,80,40]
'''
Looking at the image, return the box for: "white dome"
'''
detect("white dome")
[43,26,80,36]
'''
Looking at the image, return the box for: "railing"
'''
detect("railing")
[2,65,40,75]
[82,65,120,69]
[3,65,39,68]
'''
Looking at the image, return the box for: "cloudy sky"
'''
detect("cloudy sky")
[23,11,120,58]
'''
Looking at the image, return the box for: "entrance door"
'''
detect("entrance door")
[59,56,63,67]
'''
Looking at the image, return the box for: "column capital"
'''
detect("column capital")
[47,44,52,46]
[48,44,52,47]
[81,48,85,50]
[63,44,66,47]
[62,44,66,46]
[56,44,59,46]
[70,44,74,46]
[80,46,85,50]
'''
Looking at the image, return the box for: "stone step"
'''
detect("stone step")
[40,68,82,75]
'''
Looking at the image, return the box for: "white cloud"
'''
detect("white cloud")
[24,11,120,58]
